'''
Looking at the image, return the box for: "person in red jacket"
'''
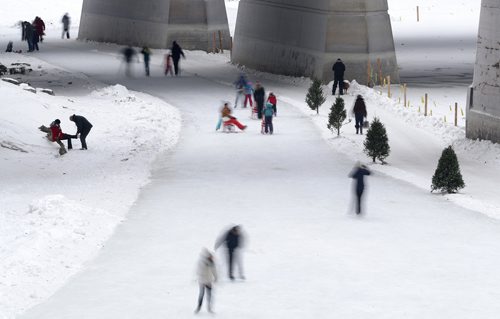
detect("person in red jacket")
[49,119,76,154]
[266,92,277,116]
[33,16,45,42]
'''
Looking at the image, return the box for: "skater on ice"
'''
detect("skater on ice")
[349,162,371,215]
[215,225,245,280]
[122,45,137,77]
[69,114,93,150]
[195,249,217,314]
[216,103,247,132]
[140,46,152,76]
[170,41,185,76]
[352,95,367,135]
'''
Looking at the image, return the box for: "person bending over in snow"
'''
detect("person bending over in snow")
[195,249,217,314]
[69,114,93,150]
[216,103,247,131]
[39,119,77,155]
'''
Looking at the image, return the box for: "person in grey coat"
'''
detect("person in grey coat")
[61,13,70,39]
[195,249,217,314]
[69,114,93,150]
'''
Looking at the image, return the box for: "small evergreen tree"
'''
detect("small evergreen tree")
[431,146,465,193]
[305,78,326,115]
[327,97,347,136]
[364,117,390,164]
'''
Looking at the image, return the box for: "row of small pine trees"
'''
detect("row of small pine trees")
[305,78,465,194]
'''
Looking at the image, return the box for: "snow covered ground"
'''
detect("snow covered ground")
[2,0,500,318]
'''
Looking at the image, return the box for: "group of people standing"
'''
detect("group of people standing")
[195,225,245,314]
[18,13,71,53]
[121,41,185,77]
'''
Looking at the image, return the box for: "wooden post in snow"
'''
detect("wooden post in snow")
[455,103,458,126]
[417,6,420,22]
[212,32,217,53]
[387,76,391,98]
[424,93,428,116]
[403,83,407,107]
[218,30,224,53]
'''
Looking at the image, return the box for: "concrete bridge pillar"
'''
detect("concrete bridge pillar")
[231,0,399,83]
[78,0,231,50]
[467,0,500,143]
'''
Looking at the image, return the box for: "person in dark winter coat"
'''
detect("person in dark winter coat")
[61,13,70,39]
[349,163,371,215]
[170,41,185,76]
[253,81,266,119]
[140,46,151,76]
[122,46,137,77]
[332,58,346,96]
[33,16,45,42]
[69,114,93,150]
[195,249,217,314]
[352,95,367,134]
[214,225,245,280]
[21,22,35,52]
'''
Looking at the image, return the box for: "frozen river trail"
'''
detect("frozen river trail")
[20,40,500,319]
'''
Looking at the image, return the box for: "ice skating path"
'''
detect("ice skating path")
[21,40,500,318]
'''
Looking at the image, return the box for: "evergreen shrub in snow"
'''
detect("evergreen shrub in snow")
[327,96,346,136]
[364,117,390,164]
[306,78,326,115]
[431,146,465,193]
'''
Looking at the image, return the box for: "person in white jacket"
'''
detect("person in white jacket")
[195,249,217,314]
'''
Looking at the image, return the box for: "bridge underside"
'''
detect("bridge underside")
[232,0,399,83]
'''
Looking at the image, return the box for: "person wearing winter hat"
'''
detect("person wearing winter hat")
[332,58,346,96]
[69,114,93,150]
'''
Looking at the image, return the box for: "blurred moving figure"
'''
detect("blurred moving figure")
[215,225,245,280]
[349,162,371,215]
[122,46,137,77]
[195,249,217,314]
[61,13,70,39]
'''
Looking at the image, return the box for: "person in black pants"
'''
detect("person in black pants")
[352,95,368,134]
[253,81,266,119]
[349,163,371,215]
[214,225,245,280]
[69,114,93,150]
[332,58,346,96]
[170,41,185,76]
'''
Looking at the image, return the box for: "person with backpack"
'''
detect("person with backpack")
[69,114,93,150]
[352,95,367,134]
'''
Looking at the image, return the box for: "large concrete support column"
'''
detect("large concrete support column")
[467,0,500,143]
[78,0,231,50]
[232,0,399,83]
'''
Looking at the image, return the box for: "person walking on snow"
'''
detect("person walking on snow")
[122,46,137,77]
[164,52,174,76]
[170,41,185,76]
[215,225,245,280]
[69,114,93,150]
[332,58,346,96]
[243,82,254,108]
[253,81,266,119]
[61,13,70,39]
[195,249,217,314]
[21,21,35,52]
[349,162,371,215]
[216,103,247,131]
[352,95,367,134]
[262,102,275,134]
[33,16,45,42]
[267,92,277,116]
[234,73,247,108]
[140,46,151,76]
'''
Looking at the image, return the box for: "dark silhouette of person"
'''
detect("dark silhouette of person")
[170,41,185,76]
[61,13,70,39]
[332,58,346,96]
[214,225,245,280]
[140,46,151,76]
[349,163,371,215]
[69,114,93,150]
[122,46,137,77]
[352,95,368,134]
[253,81,266,119]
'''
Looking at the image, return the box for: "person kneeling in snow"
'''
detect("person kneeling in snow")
[39,119,77,155]
[216,103,247,131]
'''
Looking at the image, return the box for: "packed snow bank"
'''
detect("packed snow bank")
[0,78,181,317]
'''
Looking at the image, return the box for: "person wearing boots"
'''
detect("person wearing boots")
[69,114,93,150]
[353,95,367,134]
